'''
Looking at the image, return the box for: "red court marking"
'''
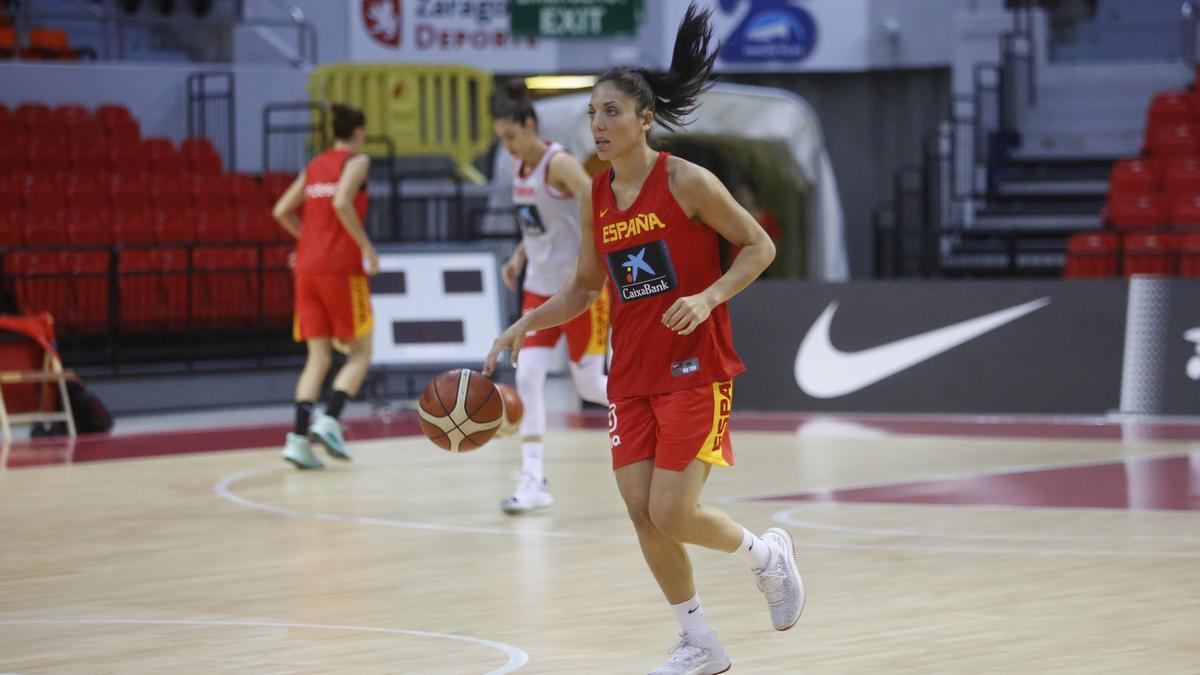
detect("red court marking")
[760,454,1200,511]
[5,409,1198,470]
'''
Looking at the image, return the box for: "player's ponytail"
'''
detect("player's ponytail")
[490,78,538,127]
[596,2,717,132]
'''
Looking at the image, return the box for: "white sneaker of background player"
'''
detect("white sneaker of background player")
[281,432,324,470]
[308,412,351,461]
[500,473,554,515]
[647,630,731,675]
[754,527,806,631]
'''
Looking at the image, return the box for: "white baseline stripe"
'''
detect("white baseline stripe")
[0,619,528,675]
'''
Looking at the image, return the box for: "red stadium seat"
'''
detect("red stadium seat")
[1179,233,1200,277]
[150,209,195,244]
[1063,232,1118,278]
[143,138,187,173]
[68,141,110,173]
[118,247,189,331]
[193,208,239,243]
[108,144,149,174]
[149,174,190,210]
[65,178,109,211]
[192,246,260,326]
[18,176,58,210]
[1122,232,1176,276]
[1162,156,1200,205]
[1144,92,1192,148]
[235,210,286,243]
[261,244,294,325]
[52,104,91,127]
[58,250,110,333]
[1108,192,1164,229]
[0,211,22,247]
[15,103,53,130]
[23,137,71,174]
[106,172,151,211]
[67,119,106,146]
[19,209,69,247]
[261,172,294,200]
[62,211,112,246]
[180,137,222,174]
[0,142,24,174]
[189,174,229,208]
[96,104,137,137]
[1169,191,1200,226]
[6,251,70,325]
[1146,124,1199,158]
[107,208,156,245]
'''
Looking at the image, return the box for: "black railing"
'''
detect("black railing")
[187,71,236,172]
[262,101,327,175]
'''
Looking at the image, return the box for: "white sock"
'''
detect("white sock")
[734,527,771,571]
[521,442,544,483]
[670,593,711,635]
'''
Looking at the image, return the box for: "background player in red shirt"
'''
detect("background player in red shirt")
[272,103,379,470]
[491,84,610,515]
[485,5,804,673]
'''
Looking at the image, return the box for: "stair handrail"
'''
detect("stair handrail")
[1183,0,1200,68]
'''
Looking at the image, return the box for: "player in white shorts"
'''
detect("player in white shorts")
[491,83,610,515]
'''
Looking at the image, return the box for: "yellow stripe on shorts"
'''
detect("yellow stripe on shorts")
[350,275,374,339]
[696,380,733,467]
[586,286,610,356]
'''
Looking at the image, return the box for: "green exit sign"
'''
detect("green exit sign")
[510,0,644,39]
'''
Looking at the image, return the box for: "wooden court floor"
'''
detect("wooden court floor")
[2,413,1199,674]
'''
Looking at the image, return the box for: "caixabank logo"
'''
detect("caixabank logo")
[605,241,677,303]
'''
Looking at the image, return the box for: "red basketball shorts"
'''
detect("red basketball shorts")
[293,274,373,343]
[520,287,609,362]
[608,380,734,472]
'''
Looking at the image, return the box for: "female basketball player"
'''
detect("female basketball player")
[484,5,803,673]
[272,103,378,470]
[491,84,610,515]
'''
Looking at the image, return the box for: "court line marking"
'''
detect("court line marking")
[214,465,633,542]
[216,465,1200,558]
[0,619,528,675]
[773,505,1200,542]
[773,507,1200,558]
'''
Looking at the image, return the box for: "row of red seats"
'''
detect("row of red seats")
[4,247,293,334]
[1106,190,1200,228]
[1,136,224,176]
[0,171,288,212]
[0,26,88,61]
[0,208,288,247]
[1,102,140,139]
[1064,231,1200,278]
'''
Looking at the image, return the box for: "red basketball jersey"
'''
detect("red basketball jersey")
[295,148,369,276]
[592,152,745,397]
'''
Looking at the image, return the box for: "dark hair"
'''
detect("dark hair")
[490,78,538,127]
[331,103,365,141]
[596,3,717,132]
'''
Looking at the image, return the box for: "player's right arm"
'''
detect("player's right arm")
[484,190,606,375]
[502,240,526,291]
[271,170,305,239]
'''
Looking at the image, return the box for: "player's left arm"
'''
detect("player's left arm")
[271,170,306,239]
[663,160,776,336]
[547,151,592,201]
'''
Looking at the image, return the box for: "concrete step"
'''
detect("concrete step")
[995,177,1109,198]
[971,211,1103,230]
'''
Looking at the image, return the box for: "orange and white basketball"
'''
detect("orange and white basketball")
[417,369,504,452]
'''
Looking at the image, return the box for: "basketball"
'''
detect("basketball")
[417,369,504,452]
[495,383,524,437]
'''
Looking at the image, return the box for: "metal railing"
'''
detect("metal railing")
[187,71,236,172]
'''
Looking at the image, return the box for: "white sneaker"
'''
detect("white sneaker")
[309,412,351,461]
[500,473,554,515]
[754,527,805,631]
[647,630,732,675]
[282,432,324,470]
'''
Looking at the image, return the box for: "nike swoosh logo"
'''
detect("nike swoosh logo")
[599,208,609,218]
[687,605,699,614]
[795,298,1050,398]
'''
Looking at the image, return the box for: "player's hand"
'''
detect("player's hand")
[662,293,714,336]
[286,250,297,269]
[363,245,380,276]
[483,320,528,376]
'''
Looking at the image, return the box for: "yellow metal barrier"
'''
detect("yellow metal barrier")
[308,63,493,184]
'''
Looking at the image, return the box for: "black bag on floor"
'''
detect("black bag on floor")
[66,380,113,434]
